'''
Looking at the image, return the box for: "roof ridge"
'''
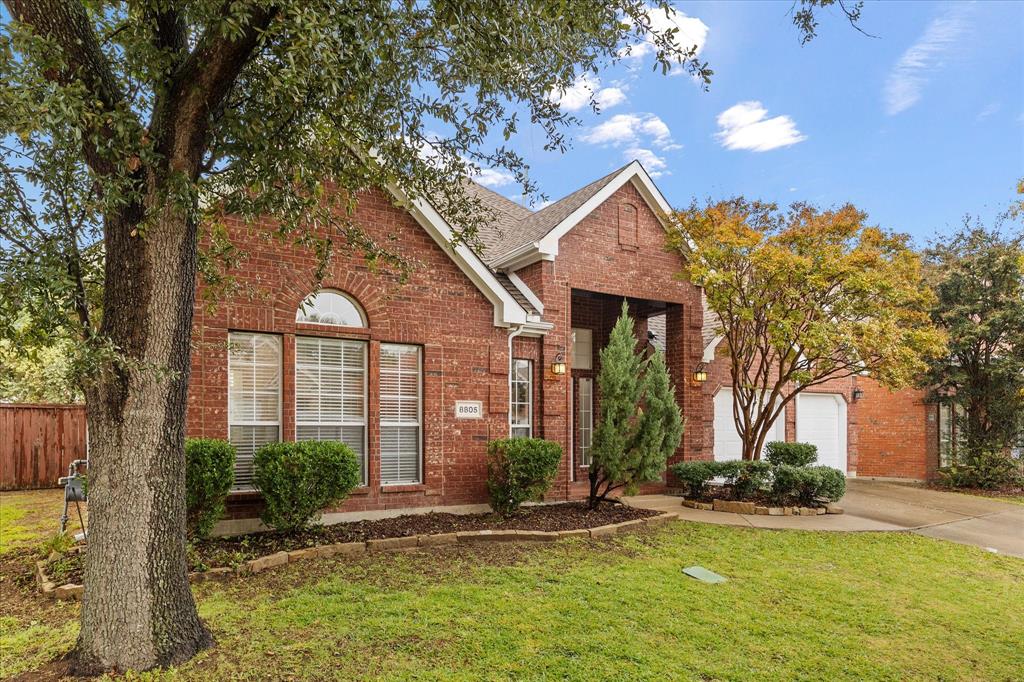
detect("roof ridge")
[482,162,635,264]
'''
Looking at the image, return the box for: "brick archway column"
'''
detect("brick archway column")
[665,303,707,476]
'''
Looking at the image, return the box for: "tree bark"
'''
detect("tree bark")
[74,197,211,673]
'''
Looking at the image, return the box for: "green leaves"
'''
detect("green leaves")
[670,196,945,460]
[924,217,1024,453]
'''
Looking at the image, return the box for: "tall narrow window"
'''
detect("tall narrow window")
[228,332,281,488]
[511,359,533,438]
[380,344,422,485]
[571,328,593,370]
[578,377,593,466]
[295,336,367,483]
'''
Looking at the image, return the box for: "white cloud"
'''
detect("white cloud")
[581,113,677,149]
[549,74,628,112]
[714,101,807,152]
[883,6,972,115]
[976,101,1000,121]
[472,167,515,189]
[622,3,709,71]
[624,147,668,177]
[595,86,626,110]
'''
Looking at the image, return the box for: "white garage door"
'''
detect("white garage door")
[795,393,848,472]
[713,388,783,461]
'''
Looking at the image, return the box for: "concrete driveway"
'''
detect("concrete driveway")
[625,479,1024,558]
[839,479,1023,557]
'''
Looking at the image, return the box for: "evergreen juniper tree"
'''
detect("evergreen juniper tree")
[589,302,682,508]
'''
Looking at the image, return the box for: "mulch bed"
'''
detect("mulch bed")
[46,502,657,582]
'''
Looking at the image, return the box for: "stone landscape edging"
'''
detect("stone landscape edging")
[36,511,679,600]
[682,498,844,517]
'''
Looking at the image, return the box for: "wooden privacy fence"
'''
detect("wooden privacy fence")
[0,404,87,491]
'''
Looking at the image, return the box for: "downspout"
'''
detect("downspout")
[507,324,527,436]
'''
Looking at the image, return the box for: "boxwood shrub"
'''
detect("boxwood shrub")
[254,440,361,532]
[765,441,818,468]
[670,460,718,498]
[185,438,236,539]
[486,438,563,515]
[771,464,845,506]
[728,460,772,500]
[671,459,773,500]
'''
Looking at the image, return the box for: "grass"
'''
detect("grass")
[1,491,1023,681]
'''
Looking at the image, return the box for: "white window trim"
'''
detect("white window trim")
[510,358,533,438]
[295,289,368,328]
[227,332,282,491]
[379,343,423,486]
[294,336,369,485]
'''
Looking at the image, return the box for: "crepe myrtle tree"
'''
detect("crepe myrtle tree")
[0,0,865,672]
[668,198,945,461]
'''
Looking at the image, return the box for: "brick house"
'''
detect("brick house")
[691,313,945,481]
[186,161,708,527]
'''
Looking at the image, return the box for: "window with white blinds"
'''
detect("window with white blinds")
[578,377,593,466]
[228,332,281,488]
[510,359,533,438]
[295,336,367,484]
[379,344,422,485]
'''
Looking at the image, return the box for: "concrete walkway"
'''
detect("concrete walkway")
[624,479,1024,558]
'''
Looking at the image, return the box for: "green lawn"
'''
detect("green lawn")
[2,493,1023,680]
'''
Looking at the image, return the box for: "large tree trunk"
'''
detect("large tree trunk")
[74,197,211,673]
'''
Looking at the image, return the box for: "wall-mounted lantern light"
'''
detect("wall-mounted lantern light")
[692,362,708,383]
[852,388,865,402]
[551,350,567,376]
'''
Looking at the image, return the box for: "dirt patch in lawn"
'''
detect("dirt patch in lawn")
[45,502,656,583]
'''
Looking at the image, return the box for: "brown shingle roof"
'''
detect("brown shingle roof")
[451,164,633,267]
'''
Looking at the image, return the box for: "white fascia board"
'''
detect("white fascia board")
[533,161,673,259]
[390,184,529,328]
[703,334,724,363]
[506,271,544,315]
[519,320,554,337]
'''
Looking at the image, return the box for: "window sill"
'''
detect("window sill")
[349,486,371,496]
[380,483,426,494]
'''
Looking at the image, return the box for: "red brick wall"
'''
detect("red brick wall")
[189,189,517,515]
[853,378,932,480]
[522,181,707,497]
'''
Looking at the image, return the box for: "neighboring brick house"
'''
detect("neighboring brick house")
[186,161,708,527]
[693,314,943,480]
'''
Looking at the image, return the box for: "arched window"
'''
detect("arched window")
[296,290,367,327]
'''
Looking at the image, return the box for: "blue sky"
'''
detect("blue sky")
[479,1,1024,246]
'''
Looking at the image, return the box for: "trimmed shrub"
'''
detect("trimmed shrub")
[938,448,1023,490]
[813,465,847,502]
[185,438,236,539]
[765,441,818,468]
[671,460,772,501]
[486,438,563,515]
[771,464,846,506]
[670,461,717,499]
[254,440,361,532]
[729,460,772,500]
